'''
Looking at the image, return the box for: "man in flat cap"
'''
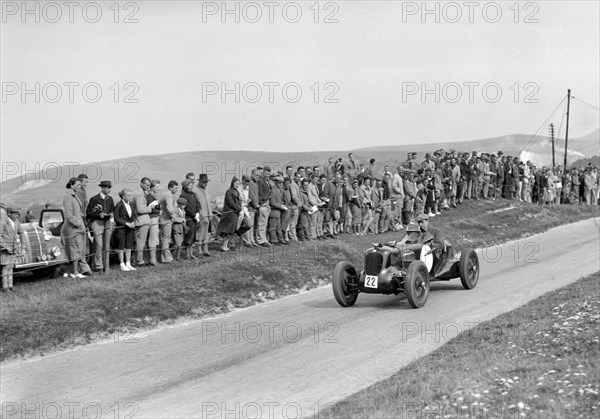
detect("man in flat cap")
[415,213,445,256]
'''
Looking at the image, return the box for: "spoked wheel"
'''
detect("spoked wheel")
[332,261,359,307]
[459,248,479,290]
[405,261,430,308]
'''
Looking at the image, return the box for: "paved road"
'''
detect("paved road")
[2,218,599,419]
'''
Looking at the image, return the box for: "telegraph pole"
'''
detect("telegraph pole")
[563,89,571,170]
[549,123,555,168]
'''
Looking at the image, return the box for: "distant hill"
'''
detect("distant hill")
[569,155,600,169]
[1,129,598,210]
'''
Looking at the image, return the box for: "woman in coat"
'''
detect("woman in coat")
[216,177,243,252]
[61,177,87,278]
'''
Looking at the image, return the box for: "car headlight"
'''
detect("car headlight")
[46,246,61,260]
[43,230,53,241]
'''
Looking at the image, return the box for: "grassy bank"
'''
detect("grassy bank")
[326,272,600,419]
[0,200,598,361]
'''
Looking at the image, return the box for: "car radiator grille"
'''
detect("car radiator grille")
[365,252,384,276]
[26,227,44,262]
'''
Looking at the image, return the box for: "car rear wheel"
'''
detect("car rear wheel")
[405,260,430,308]
[332,261,359,307]
[459,248,479,289]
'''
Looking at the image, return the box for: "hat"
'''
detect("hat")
[181,179,193,189]
[406,222,420,233]
[273,175,284,183]
[242,175,251,182]
[263,166,272,172]
[99,180,112,188]
[7,206,21,213]
[415,213,429,222]
[176,197,188,206]
[352,179,359,184]
[198,174,210,182]
[497,151,504,155]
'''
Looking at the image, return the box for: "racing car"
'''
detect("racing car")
[332,240,479,309]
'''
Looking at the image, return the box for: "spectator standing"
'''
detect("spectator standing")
[195,174,213,257]
[62,178,91,278]
[256,167,272,246]
[171,198,187,261]
[158,180,179,263]
[180,180,200,259]
[390,166,405,230]
[87,180,115,272]
[1,205,29,292]
[217,177,243,252]
[114,189,137,271]
[146,180,161,265]
[287,172,301,241]
[133,178,159,266]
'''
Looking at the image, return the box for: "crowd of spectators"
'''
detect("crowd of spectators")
[2,149,599,281]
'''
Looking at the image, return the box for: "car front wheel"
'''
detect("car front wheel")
[459,248,479,289]
[405,260,430,308]
[332,261,359,307]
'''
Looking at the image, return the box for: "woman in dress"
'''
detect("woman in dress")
[61,177,87,278]
[113,189,137,271]
[216,177,243,252]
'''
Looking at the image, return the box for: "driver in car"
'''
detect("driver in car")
[415,213,445,256]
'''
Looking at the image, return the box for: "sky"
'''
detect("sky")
[1,0,599,180]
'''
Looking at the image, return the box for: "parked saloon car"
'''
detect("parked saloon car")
[332,240,480,309]
[14,209,68,279]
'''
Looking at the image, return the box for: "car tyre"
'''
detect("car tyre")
[405,260,430,308]
[459,248,479,290]
[332,261,359,307]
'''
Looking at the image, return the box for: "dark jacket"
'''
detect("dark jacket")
[180,189,200,220]
[86,193,115,222]
[217,181,242,235]
[114,200,136,229]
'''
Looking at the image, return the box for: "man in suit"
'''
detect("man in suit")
[346,153,359,180]
[194,174,213,256]
[133,177,159,266]
[87,180,115,272]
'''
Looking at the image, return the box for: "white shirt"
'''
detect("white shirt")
[123,201,132,218]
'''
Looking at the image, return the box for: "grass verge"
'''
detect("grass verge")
[325,272,600,419]
[1,200,598,362]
